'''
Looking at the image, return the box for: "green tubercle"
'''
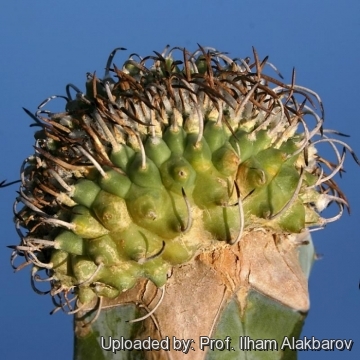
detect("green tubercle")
[98,168,132,199]
[71,205,109,239]
[127,153,163,189]
[184,134,213,172]
[85,234,123,266]
[54,230,85,256]
[144,136,172,167]
[110,144,135,170]
[70,179,101,208]
[163,126,186,155]
[91,190,132,232]
[116,225,164,262]
[203,120,227,152]
[159,154,196,195]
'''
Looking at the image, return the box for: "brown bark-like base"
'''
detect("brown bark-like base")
[75,230,310,360]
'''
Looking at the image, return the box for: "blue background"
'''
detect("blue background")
[0,1,359,359]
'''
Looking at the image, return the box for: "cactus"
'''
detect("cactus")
[7,45,358,360]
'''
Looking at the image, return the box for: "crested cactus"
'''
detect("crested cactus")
[7,45,358,360]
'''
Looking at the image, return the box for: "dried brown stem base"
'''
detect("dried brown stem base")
[75,230,310,360]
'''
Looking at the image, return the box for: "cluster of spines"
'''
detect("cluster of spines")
[8,45,358,318]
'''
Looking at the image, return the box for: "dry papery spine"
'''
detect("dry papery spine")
[5,45,358,320]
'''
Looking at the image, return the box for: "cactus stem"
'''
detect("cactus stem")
[6,46,358,360]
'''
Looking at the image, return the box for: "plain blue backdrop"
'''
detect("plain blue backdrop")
[0,1,359,359]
